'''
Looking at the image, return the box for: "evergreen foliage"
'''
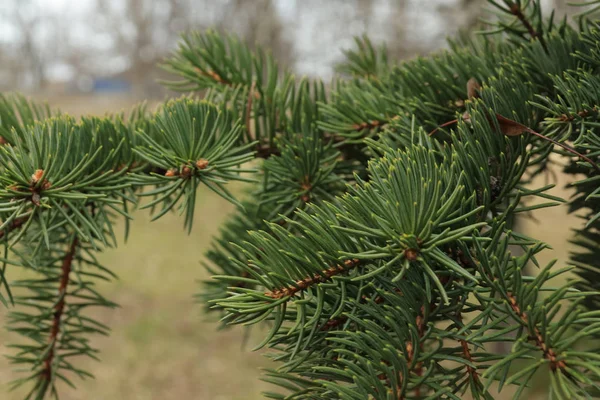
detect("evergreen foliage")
[1,1,600,399]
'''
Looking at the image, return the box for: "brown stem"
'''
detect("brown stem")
[195,67,232,86]
[233,270,250,289]
[558,107,597,122]
[494,111,599,168]
[507,292,568,373]
[509,3,548,52]
[330,286,432,398]
[457,313,480,383]
[255,142,281,159]
[525,127,600,172]
[370,303,426,400]
[41,236,78,382]
[409,306,426,398]
[431,111,599,171]
[265,259,360,299]
[245,81,256,136]
[352,119,387,131]
[0,216,28,239]
[428,119,458,136]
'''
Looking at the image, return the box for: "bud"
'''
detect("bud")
[404,248,419,261]
[196,159,209,170]
[31,169,44,183]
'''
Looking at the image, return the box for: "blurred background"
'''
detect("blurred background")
[0,0,585,399]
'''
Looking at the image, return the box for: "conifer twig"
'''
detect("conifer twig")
[195,67,232,86]
[430,111,599,171]
[558,107,597,122]
[265,259,360,299]
[352,119,387,131]
[408,306,426,398]
[457,312,480,383]
[506,292,568,374]
[256,142,281,158]
[41,236,78,383]
[508,2,548,53]
[0,217,29,240]
[245,81,255,136]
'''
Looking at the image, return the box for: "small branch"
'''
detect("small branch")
[352,119,387,131]
[407,306,426,398]
[428,119,459,136]
[460,339,478,377]
[368,302,425,400]
[233,270,250,289]
[265,259,360,299]
[195,67,232,86]
[522,125,600,172]
[558,107,597,122]
[388,307,426,400]
[245,81,256,137]
[457,312,480,383]
[509,3,548,53]
[0,216,28,240]
[255,142,281,159]
[431,111,599,171]
[507,292,567,373]
[41,236,78,382]
[300,176,312,203]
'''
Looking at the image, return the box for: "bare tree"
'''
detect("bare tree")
[92,0,186,95]
[0,1,45,89]
[218,0,296,68]
[0,0,506,94]
[89,0,294,96]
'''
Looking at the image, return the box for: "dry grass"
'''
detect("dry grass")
[0,183,274,400]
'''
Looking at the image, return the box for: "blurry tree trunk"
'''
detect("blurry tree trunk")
[219,0,295,68]
[13,3,45,89]
[386,0,412,59]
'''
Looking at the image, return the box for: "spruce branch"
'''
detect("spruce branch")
[265,258,361,300]
[4,3,600,399]
[130,98,257,231]
[335,34,390,79]
[0,93,55,146]
[7,230,118,399]
[505,291,568,374]
[459,336,479,382]
[0,216,29,240]
[454,309,483,389]
[318,80,398,142]
[432,75,599,170]
[258,134,346,220]
[255,142,281,158]
[484,0,549,53]
[507,1,549,52]
[40,236,78,384]
[406,306,426,399]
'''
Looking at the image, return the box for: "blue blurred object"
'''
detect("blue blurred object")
[92,78,131,93]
